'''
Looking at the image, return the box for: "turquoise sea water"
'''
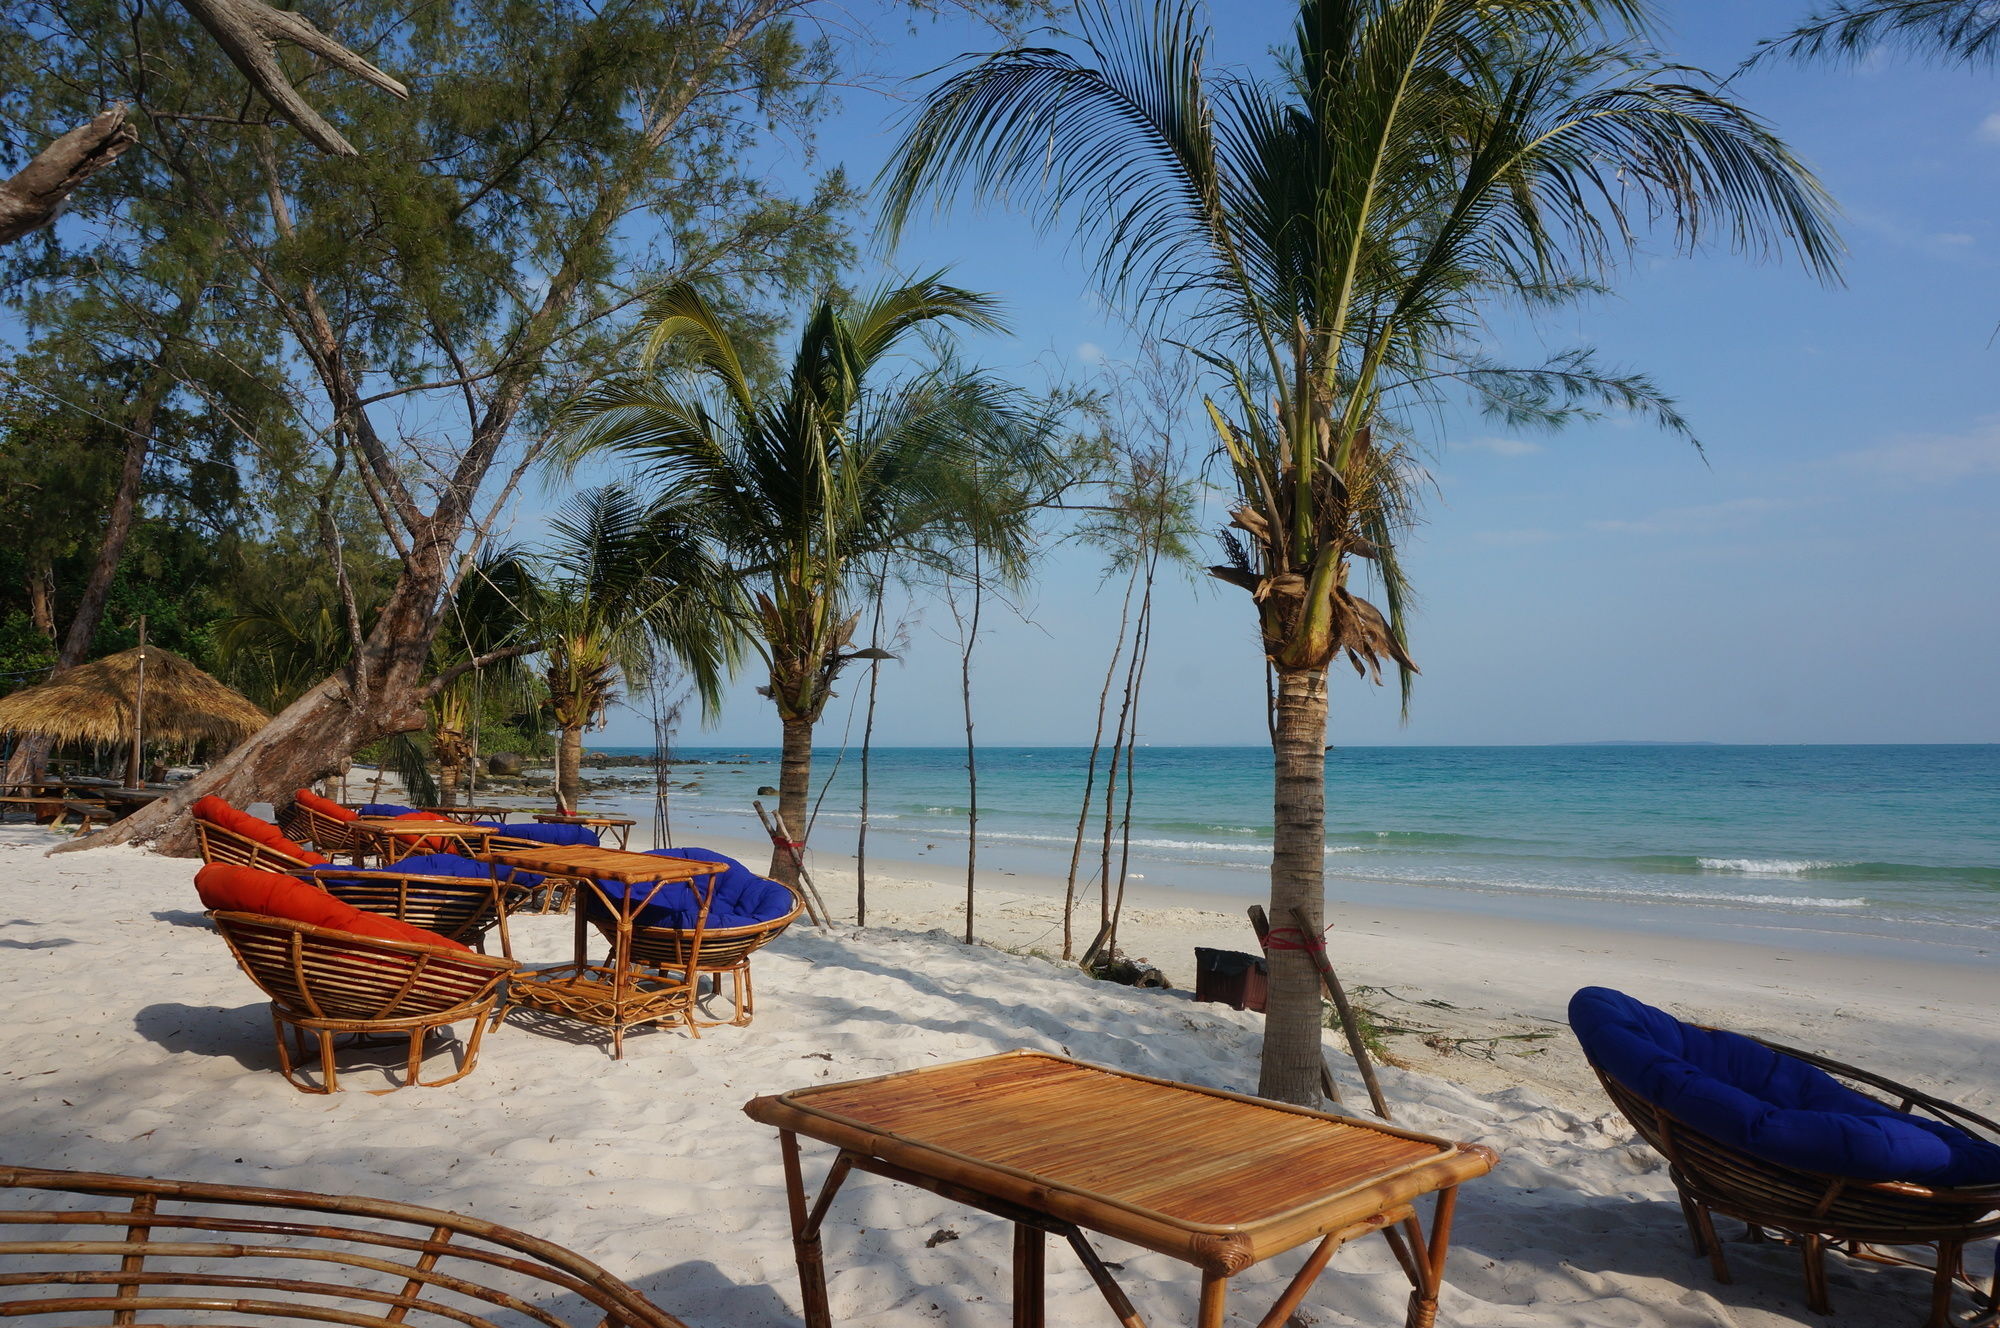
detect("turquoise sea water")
[585,744,2000,948]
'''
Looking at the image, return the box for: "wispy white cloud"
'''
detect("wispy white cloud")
[1978,112,2000,143]
[1846,207,1985,262]
[1075,342,1105,365]
[1841,415,2000,483]
[1589,497,1791,537]
[1471,528,1558,547]
[1451,435,1544,457]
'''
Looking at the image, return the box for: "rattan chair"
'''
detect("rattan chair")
[1589,1038,2000,1327]
[210,911,517,1093]
[193,817,321,872]
[0,1164,691,1328]
[279,799,380,865]
[309,865,531,957]
[623,889,801,1027]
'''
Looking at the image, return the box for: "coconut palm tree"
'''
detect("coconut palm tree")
[883,0,1840,1105]
[529,485,731,813]
[563,277,1060,884]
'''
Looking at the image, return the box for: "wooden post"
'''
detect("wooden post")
[1247,906,1342,1106]
[1077,917,1115,971]
[755,801,828,927]
[1287,905,1392,1122]
[124,617,147,789]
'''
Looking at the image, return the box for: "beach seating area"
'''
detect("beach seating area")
[0,811,1993,1328]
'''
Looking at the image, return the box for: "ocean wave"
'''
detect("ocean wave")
[1329,864,1869,910]
[1620,855,2000,887]
[1696,856,1850,875]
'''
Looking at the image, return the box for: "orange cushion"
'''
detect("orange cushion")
[192,796,321,865]
[389,810,448,853]
[292,788,357,822]
[194,863,471,952]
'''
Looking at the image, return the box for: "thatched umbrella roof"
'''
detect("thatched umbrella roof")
[0,647,268,748]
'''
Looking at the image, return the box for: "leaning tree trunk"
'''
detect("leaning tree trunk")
[771,713,814,887]
[556,725,585,813]
[1258,665,1330,1107]
[58,552,450,856]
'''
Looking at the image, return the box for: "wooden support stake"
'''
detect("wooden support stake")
[1077,917,1115,971]
[772,807,835,926]
[755,801,830,928]
[1248,906,1342,1107]
[1287,905,1392,1122]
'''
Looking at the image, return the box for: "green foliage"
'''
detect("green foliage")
[1755,0,2000,67]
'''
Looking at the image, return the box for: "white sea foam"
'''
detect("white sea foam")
[1697,857,1851,875]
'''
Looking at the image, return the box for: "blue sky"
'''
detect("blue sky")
[593,0,2000,749]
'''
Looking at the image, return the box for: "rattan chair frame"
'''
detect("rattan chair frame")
[308,867,533,958]
[209,911,517,1094]
[1589,1034,2000,1328]
[194,818,321,872]
[482,836,582,914]
[0,1164,691,1328]
[620,891,801,1027]
[279,800,381,865]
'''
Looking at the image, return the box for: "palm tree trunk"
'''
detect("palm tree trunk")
[435,727,470,807]
[556,725,584,812]
[771,713,813,886]
[1258,664,1329,1107]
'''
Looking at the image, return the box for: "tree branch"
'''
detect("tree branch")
[0,107,138,243]
[174,0,406,157]
[420,640,542,700]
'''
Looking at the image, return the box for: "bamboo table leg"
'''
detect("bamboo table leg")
[781,1132,856,1328]
[1390,1185,1461,1328]
[1013,1224,1045,1328]
[1197,1273,1227,1328]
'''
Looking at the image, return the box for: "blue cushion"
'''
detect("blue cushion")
[477,821,600,847]
[1570,986,2000,1187]
[357,803,418,817]
[324,851,542,891]
[582,847,795,931]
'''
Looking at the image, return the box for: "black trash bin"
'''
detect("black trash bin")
[1193,947,1268,1012]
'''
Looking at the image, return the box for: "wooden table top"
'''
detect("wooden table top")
[357,818,494,836]
[477,843,724,885]
[533,812,638,826]
[746,1051,1496,1271]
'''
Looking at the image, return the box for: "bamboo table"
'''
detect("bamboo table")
[532,812,638,849]
[481,845,725,1057]
[745,1052,1497,1328]
[421,803,519,823]
[355,818,498,863]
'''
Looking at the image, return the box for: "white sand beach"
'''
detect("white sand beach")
[4,822,1997,1327]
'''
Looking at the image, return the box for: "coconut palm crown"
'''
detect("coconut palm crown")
[882,0,1841,1104]
[563,277,1063,883]
[529,485,733,813]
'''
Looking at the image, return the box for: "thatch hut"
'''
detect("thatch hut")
[0,647,268,777]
